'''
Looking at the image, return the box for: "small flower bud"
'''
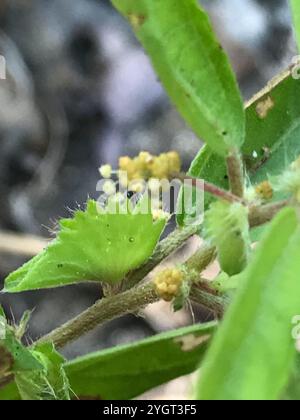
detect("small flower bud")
[99,164,112,179]
[138,151,153,165]
[255,181,273,200]
[154,267,184,302]
[167,151,181,174]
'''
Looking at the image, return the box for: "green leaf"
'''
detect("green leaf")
[15,343,70,400]
[0,317,43,399]
[196,207,300,400]
[178,67,300,225]
[291,0,300,49]
[1,329,43,373]
[111,0,245,156]
[0,309,41,374]
[66,322,216,400]
[2,322,216,400]
[3,200,165,292]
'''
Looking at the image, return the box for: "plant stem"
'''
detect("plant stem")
[185,244,217,272]
[34,199,287,349]
[38,283,222,350]
[226,149,244,198]
[176,173,243,203]
[34,191,287,350]
[249,200,288,228]
[37,243,218,349]
[203,180,243,203]
[189,285,229,319]
[38,282,159,349]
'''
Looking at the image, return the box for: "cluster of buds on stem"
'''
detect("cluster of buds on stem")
[118,151,181,184]
[154,268,184,302]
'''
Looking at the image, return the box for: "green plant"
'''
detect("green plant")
[1,0,300,400]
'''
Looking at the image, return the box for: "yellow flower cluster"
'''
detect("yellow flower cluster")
[255,181,273,200]
[98,150,179,220]
[154,268,184,302]
[119,151,181,182]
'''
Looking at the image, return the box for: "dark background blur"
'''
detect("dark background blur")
[0,0,296,376]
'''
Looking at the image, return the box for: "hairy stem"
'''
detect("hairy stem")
[203,180,243,203]
[189,285,229,319]
[38,282,159,349]
[35,199,286,349]
[185,244,217,272]
[249,200,288,228]
[34,188,287,350]
[226,149,244,198]
[37,243,217,349]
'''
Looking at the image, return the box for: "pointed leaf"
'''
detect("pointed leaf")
[4,200,165,292]
[111,0,245,156]
[196,208,300,400]
[178,66,300,226]
[66,322,216,400]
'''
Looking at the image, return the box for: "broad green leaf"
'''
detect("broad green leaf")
[66,322,217,400]
[3,200,165,292]
[291,0,300,49]
[2,322,216,400]
[178,66,300,225]
[15,343,70,400]
[111,0,245,156]
[196,208,300,400]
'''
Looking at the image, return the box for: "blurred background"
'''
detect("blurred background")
[0,0,297,398]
